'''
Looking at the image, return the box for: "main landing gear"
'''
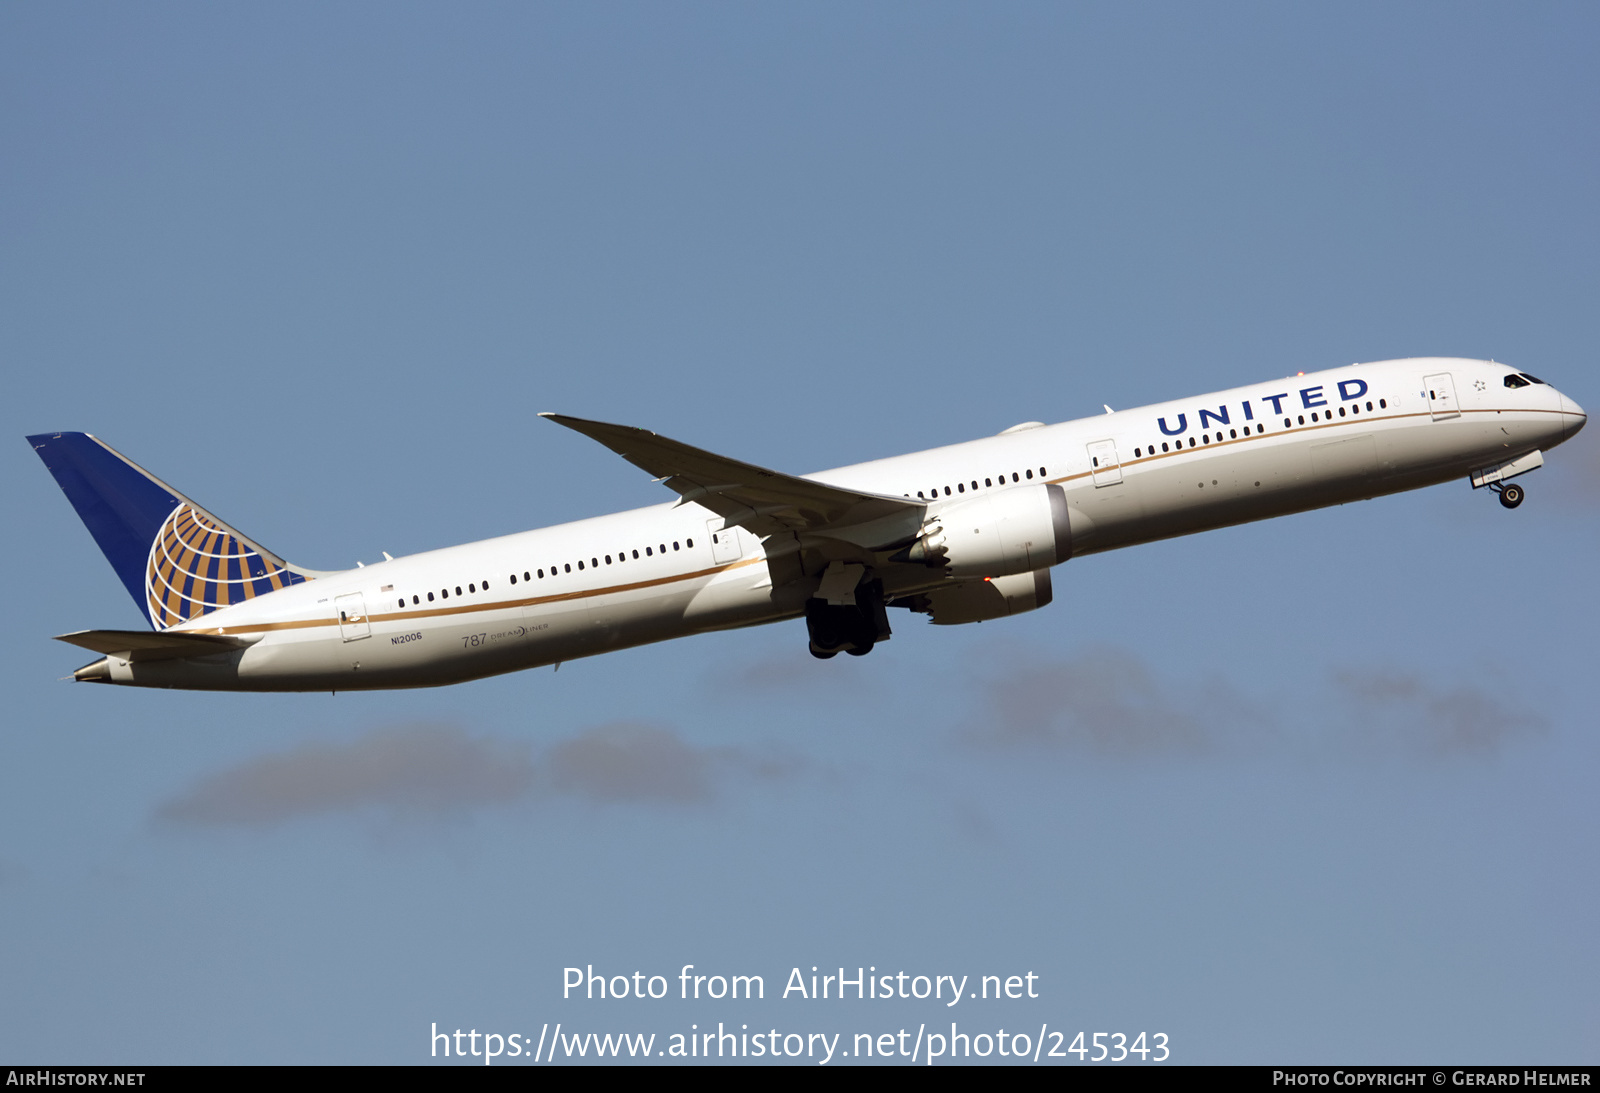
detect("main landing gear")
[1490,482,1525,509]
[805,573,892,659]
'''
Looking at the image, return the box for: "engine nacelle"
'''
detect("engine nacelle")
[921,568,1053,625]
[894,483,1072,577]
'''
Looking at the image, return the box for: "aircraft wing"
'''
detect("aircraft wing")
[541,413,925,542]
[55,629,252,662]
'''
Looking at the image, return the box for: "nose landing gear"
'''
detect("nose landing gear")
[1490,482,1525,509]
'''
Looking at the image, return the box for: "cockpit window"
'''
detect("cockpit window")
[1518,372,1545,385]
[1504,374,1530,388]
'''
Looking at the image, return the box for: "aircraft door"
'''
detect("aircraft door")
[1425,373,1460,420]
[1087,439,1123,487]
[708,521,743,564]
[335,592,371,642]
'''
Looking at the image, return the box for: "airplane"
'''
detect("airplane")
[27,357,1585,692]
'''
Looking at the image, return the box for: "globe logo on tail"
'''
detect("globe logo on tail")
[145,504,303,629]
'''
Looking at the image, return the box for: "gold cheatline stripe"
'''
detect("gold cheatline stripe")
[196,554,768,636]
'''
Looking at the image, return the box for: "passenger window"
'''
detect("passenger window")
[1011,473,1019,482]
[970,481,977,491]
[1366,401,1373,410]
[944,486,951,496]
[1339,407,1345,417]
[1025,469,1033,479]
[633,550,639,559]
[958,483,965,493]
[1161,443,1168,452]
[605,555,612,565]
[441,589,448,599]
[672,541,680,551]
[645,546,653,556]
[686,538,693,548]
[985,478,992,487]
[1203,434,1210,444]
[1188,437,1196,447]
[525,571,531,581]
[510,574,517,585]
[917,491,925,498]
[577,561,584,571]
[456,586,462,596]
[469,583,476,593]
[428,592,435,602]
[397,599,404,609]
[412,595,419,605]
[1298,415,1305,425]
[1230,429,1237,438]
[1039,467,1046,476]
[591,558,597,568]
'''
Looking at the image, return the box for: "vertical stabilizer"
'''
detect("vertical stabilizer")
[27,432,312,629]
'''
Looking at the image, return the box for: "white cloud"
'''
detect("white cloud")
[1330,670,1547,756]
[156,722,805,828]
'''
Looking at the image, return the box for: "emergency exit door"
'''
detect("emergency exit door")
[1424,373,1460,420]
[336,592,371,642]
[708,521,743,564]
[1087,439,1123,487]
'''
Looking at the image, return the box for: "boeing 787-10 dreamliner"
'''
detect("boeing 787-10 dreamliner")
[28,357,1584,691]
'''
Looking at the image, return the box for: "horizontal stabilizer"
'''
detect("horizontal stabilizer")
[540,413,924,542]
[55,629,251,662]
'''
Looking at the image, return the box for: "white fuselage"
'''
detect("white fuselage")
[106,358,1583,690]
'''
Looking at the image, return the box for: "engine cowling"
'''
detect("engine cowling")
[921,568,1053,625]
[894,483,1072,577]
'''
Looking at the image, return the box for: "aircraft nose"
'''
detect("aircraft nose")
[1561,392,1587,440]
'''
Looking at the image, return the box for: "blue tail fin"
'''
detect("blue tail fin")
[27,432,312,629]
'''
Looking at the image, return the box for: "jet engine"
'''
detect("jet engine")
[892,483,1072,577]
[903,568,1054,625]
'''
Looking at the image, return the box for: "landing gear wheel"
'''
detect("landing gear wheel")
[1500,483,1524,509]
[804,577,892,661]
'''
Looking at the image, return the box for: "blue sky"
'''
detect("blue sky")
[2,2,1597,1064]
